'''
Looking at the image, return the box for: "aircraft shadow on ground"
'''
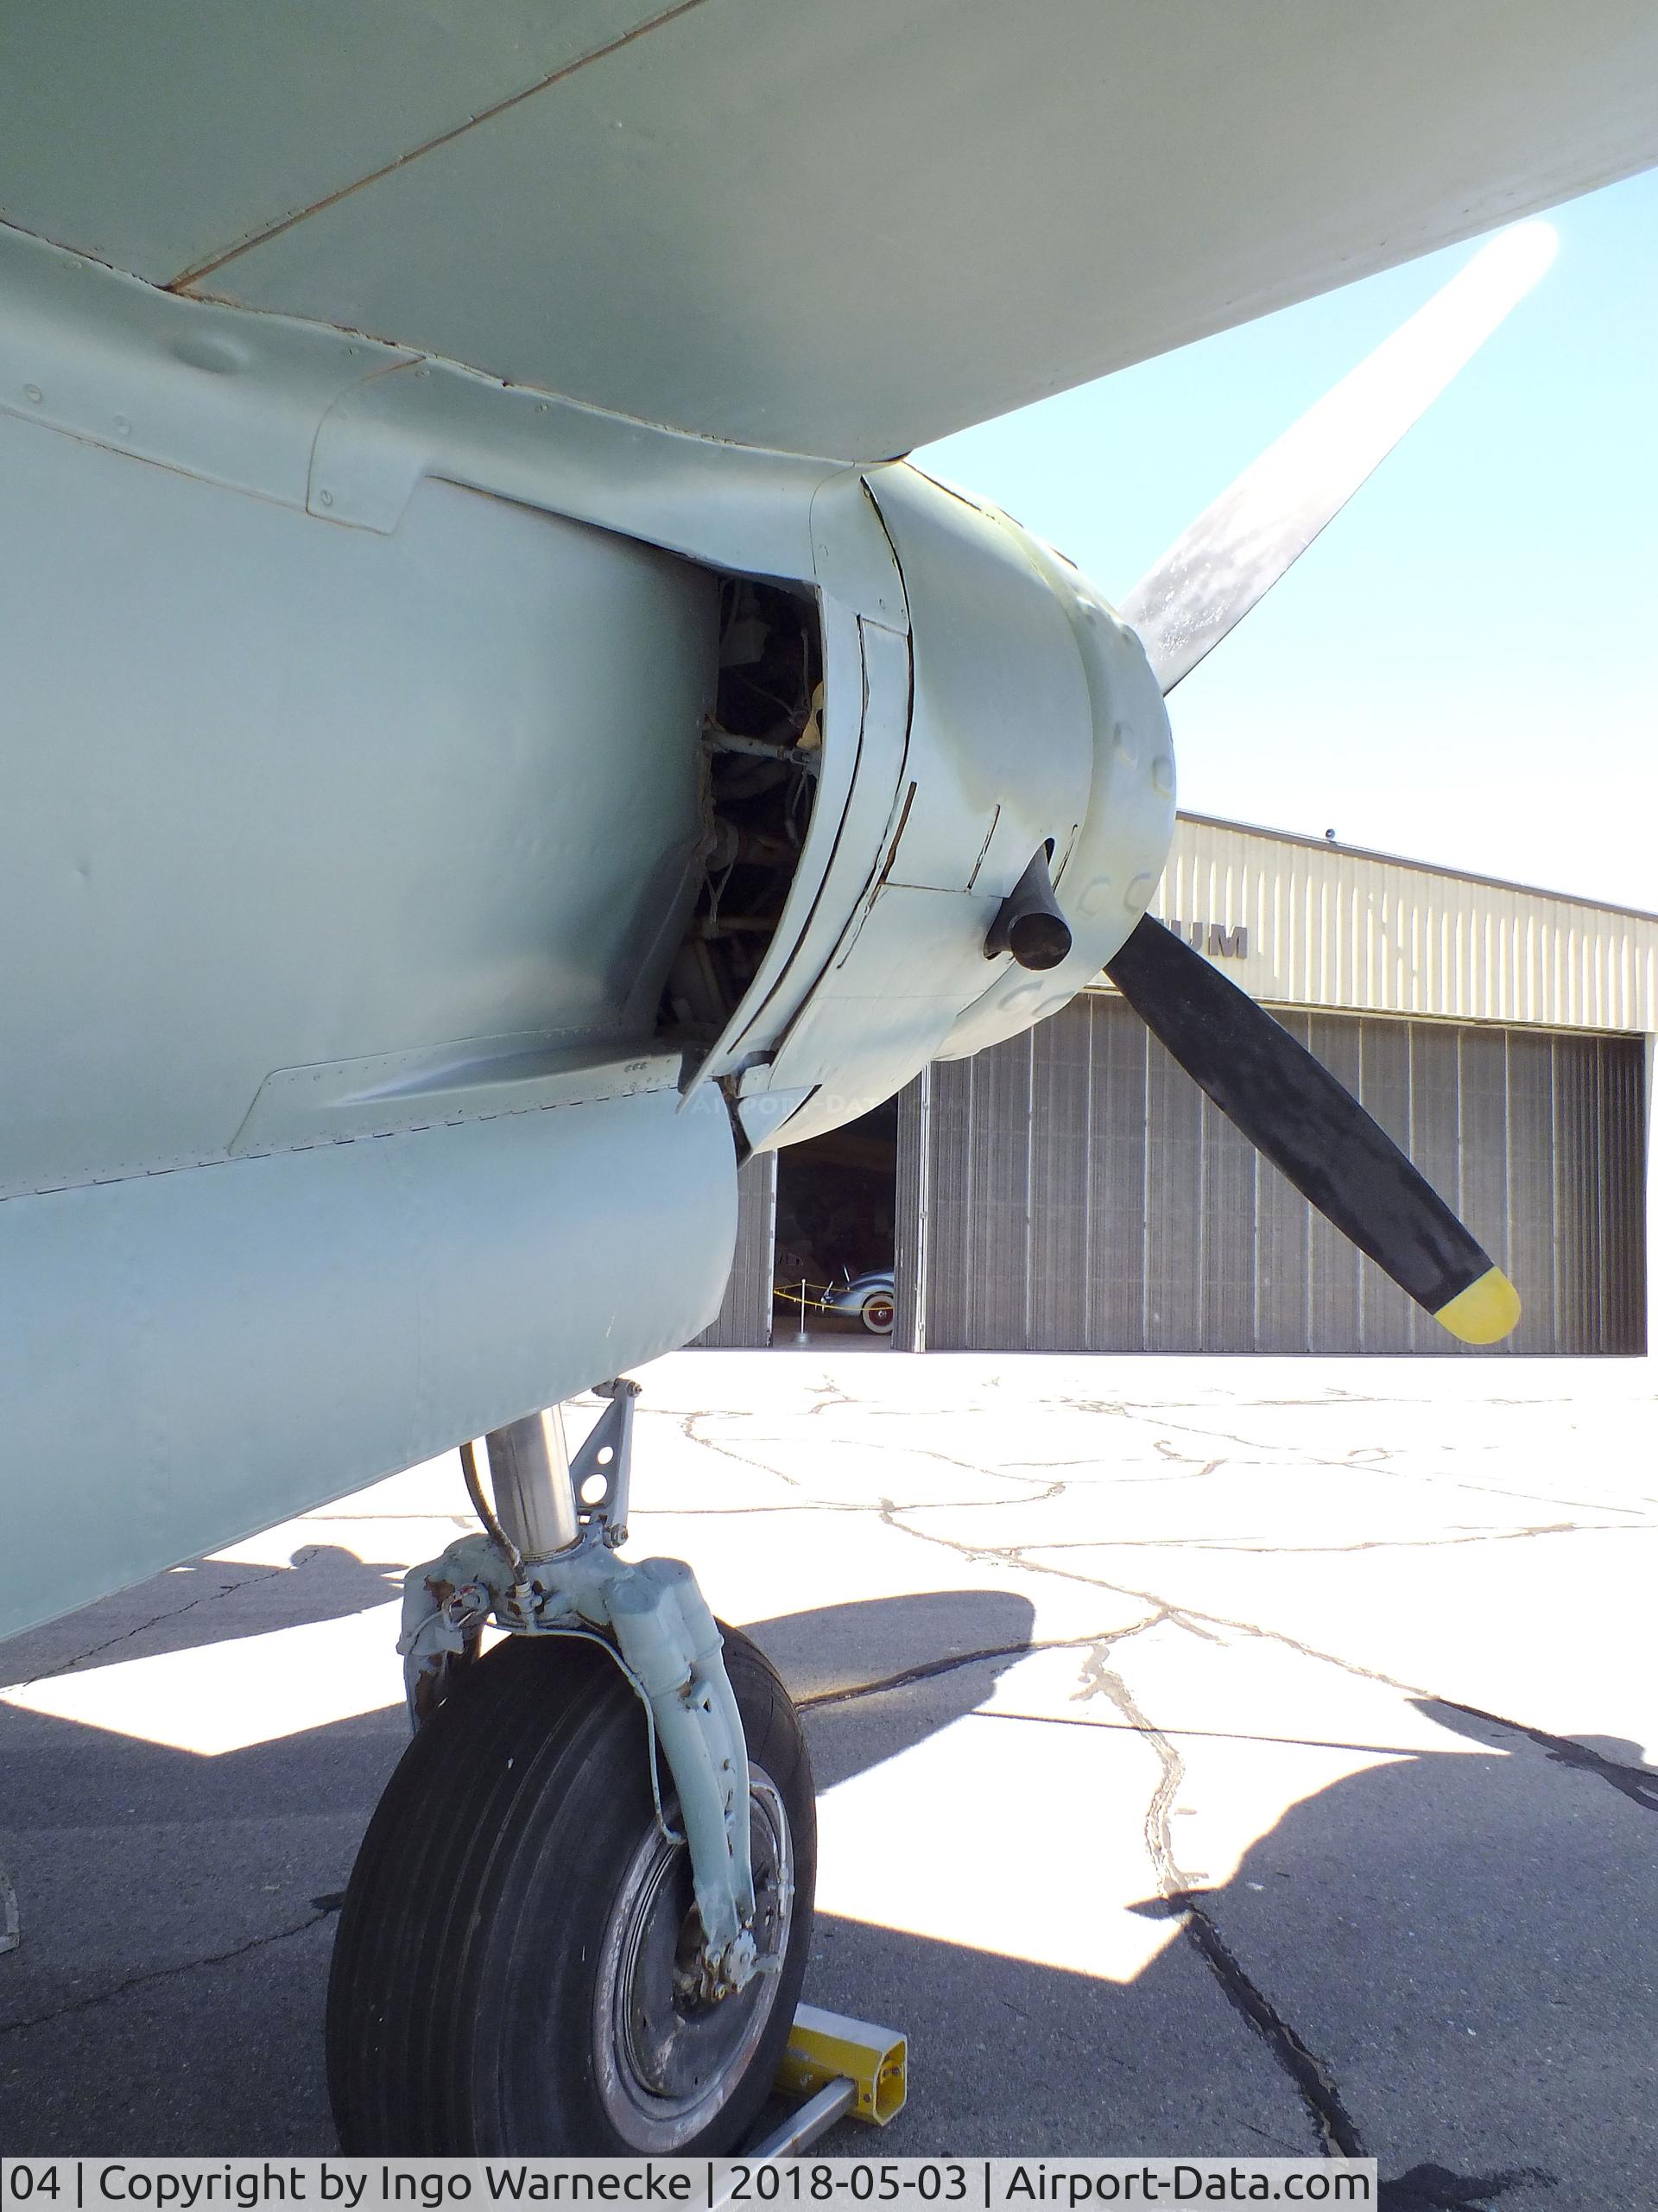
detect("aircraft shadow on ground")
[0,1556,1653,2209]
[0,1542,412,1675]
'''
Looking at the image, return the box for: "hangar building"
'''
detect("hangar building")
[701,813,1656,1358]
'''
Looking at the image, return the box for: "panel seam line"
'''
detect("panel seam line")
[167,0,718,292]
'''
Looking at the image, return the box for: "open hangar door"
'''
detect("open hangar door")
[773,1097,898,1340]
[694,1098,899,1346]
[894,995,1646,1357]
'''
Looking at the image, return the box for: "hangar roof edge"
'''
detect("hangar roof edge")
[1174,810,1658,928]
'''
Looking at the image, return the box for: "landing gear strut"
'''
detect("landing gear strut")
[326,1382,816,2154]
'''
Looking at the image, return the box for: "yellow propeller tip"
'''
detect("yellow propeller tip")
[1434,1266,1522,1346]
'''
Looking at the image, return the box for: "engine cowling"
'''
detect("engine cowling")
[746,463,1176,1146]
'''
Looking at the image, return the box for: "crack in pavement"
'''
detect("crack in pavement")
[801,1381,863,1420]
[797,1616,1168,1713]
[661,1412,1658,1815]
[1073,1636,1366,2160]
[0,1554,318,1695]
[1069,1638,1558,2203]
[791,1535,1580,2200]
[635,1481,1068,1520]
[775,1385,1656,1523]
[676,1411,807,1491]
[870,1496,1658,1812]
[669,1400,1650,1538]
[0,1910,331,2040]
[1442,1476,1656,1519]
[668,1415,1073,1515]
[1022,1520,1647,1556]
[579,1388,1648,2190]
[305,1512,478,1526]
[1054,1402,1403,1475]
[687,1419,1075,1492]
[981,1461,1232,1486]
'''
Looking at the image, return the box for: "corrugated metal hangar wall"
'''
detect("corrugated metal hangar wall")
[696,817,1655,1359]
[696,1152,776,1347]
[896,998,1647,1357]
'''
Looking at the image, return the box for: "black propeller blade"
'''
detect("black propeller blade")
[1104,916,1520,1345]
[1099,227,1549,1341]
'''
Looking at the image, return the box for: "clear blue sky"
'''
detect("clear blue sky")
[916,170,1658,913]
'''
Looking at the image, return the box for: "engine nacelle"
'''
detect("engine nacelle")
[727,464,1175,1148]
[0,228,1173,1633]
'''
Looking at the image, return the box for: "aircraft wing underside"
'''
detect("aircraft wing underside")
[4,0,1657,460]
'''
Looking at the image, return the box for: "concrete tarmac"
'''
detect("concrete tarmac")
[1,1352,1653,2204]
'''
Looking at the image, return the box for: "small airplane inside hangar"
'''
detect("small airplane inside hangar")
[700,809,1656,1359]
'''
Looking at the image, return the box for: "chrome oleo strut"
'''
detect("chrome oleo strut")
[397,1379,763,2001]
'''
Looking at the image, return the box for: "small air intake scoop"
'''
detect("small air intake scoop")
[985,846,1073,971]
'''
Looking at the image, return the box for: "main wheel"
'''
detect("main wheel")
[858,1287,895,1335]
[327,1626,814,2153]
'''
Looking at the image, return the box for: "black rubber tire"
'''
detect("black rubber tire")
[326,1626,814,2154]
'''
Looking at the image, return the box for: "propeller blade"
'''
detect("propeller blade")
[1104,916,1520,1345]
[1119,223,1557,694]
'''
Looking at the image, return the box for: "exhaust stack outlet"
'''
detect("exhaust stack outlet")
[985,845,1073,971]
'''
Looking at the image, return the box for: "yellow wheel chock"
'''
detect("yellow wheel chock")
[744,2003,908,2158]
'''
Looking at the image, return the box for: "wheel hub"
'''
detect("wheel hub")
[595,1766,794,2145]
